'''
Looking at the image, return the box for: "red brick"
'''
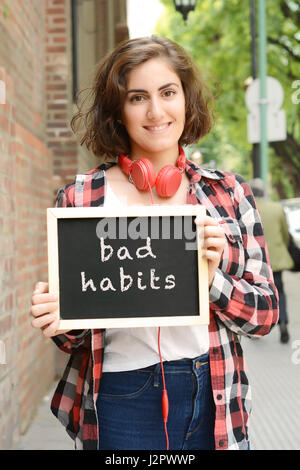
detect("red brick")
[46,8,65,15]
[46,45,66,53]
[53,17,66,24]
[53,36,66,43]
[0,316,12,336]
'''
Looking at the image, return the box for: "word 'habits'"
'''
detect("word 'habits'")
[80,237,176,293]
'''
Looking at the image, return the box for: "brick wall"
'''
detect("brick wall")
[0,66,19,449]
[0,1,55,449]
[46,0,78,191]
[0,0,128,449]
[45,0,77,378]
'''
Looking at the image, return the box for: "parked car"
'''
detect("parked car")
[281,198,300,249]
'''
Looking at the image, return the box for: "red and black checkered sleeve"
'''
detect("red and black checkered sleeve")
[209,174,279,337]
[52,182,91,353]
[55,183,76,208]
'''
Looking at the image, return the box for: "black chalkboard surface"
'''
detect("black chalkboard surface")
[47,205,209,330]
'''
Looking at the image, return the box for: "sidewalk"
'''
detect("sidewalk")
[13,381,74,450]
[13,271,300,451]
[242,270,300,450]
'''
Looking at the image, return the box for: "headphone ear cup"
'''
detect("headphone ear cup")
[156,166,182,198]
[130,158,157,191]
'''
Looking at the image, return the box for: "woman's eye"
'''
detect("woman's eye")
[163,89,176,98]
[130,95,145,102]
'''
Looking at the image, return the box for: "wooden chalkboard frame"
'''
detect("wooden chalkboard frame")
[47,205,209,331]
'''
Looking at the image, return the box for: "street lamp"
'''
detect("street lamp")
[250,0,260,178]
[174,0,197,23]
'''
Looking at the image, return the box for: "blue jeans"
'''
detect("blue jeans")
[96,353,216,450]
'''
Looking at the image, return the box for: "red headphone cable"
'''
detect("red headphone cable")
[148,176,170,450]
[158,327,169,450]
[147,180,155,204]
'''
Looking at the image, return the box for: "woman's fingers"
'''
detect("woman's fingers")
[31,293,57,307]
[31,312,58,329]
[30,281,60,337]
[203,236,226,248]
[202,231,226,258]
[203,222,225,238]
[30,300,58,318]
[41,317,60,338]
[195,215,226,286]
[33,281,49,295]
[31,281,58,317]
[202,238,226,260]
[194,217,226,251]
[200,218,226,252]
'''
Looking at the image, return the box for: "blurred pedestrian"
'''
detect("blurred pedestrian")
[249,178,294,343]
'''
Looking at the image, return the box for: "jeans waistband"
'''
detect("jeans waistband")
[138,352,210,376]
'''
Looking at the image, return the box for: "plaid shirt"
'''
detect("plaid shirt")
[51,159,278,450]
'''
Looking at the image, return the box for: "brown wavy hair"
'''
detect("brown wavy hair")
[71,36,215,159]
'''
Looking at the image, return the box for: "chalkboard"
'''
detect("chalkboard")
[47,205,209,330]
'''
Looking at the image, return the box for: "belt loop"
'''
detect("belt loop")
[192,353,209,377]
[153,363,160,387]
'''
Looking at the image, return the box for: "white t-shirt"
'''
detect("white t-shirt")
[102,181,209,372]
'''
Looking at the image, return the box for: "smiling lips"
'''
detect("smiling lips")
[143,122,172,133]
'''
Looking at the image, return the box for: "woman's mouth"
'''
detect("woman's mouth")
[143,122,172,133]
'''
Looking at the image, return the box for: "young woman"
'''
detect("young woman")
[30,36,278,451]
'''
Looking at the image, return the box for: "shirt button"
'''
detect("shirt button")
[213,348,218,354]
[219,440,225,447]
[217,394,222,400]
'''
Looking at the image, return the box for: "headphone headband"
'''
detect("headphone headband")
[118,146,186,198]
[118,146,186,173]
[177,145,186,173]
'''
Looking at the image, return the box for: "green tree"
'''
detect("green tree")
[155,0,300,197]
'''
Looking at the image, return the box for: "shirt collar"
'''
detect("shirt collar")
[185,159,224,183]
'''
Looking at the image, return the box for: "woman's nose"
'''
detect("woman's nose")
[146,98,164,121]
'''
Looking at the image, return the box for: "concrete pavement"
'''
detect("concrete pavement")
[242,270,300,450]
[13,381,74,450]
[12,271,300,450]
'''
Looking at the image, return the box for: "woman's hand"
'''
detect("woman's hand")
[195,215,226,287]
[30,282,61,337]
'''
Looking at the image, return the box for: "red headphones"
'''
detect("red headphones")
[118,146,186,198]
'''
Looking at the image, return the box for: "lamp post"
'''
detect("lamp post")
[258,0,268,195]
[174,0,197,23]
[250,0,260,179]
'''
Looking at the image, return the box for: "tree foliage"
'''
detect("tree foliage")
[155,0,300,197]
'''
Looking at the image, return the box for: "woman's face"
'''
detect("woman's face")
[121,58,186,159]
